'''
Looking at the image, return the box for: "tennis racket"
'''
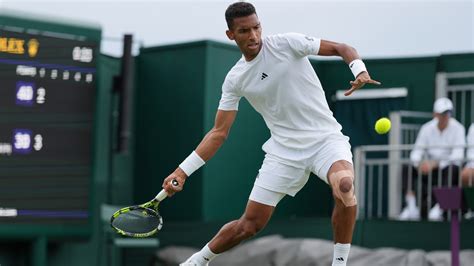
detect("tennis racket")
[110,179,179,237]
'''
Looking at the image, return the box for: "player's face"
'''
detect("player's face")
[226,14,262,61]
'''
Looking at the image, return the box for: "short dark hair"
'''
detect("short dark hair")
[225,2,257,29]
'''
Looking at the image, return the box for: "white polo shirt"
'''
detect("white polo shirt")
[410,117,466,169]
[466,124,474,168]
[218,33,346,161]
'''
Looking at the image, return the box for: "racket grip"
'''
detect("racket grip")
[156,190,168,201]
[155,179,179,201]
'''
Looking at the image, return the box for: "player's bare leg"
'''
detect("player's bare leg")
[332,196,357,241]
[332,195,356,244]
[180,200,274,265]
[209,200,274,252]
[328,160,357,266]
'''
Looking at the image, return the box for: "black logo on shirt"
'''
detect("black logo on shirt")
[261,72,268,80]
[336,257,344,262]
[305,36,315,41]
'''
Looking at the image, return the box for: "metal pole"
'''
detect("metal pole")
[117,34,133,153]
[451,209,460,266]
[368,165,374,219]
[388,111,402,218]
[354,147,362,220]
[378,165,383,217]
[436,72,447,98]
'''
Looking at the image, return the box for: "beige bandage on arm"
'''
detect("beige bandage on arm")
[329,170,357,207]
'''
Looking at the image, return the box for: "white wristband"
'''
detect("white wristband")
[179,151,205,176]
[349,59,367,78]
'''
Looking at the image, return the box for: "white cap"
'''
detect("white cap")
[433,97,453,114]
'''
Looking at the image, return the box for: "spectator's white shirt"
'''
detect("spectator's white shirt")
[218,33,346,160]
[410,117,466,168]
[466,123,474,168]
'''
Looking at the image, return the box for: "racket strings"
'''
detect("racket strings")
[112,208,162,234]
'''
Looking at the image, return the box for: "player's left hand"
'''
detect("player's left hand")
[344,71,381,96]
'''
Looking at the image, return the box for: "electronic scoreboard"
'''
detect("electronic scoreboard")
[0,25,97,227]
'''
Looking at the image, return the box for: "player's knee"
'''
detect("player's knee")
[337,177,356,207]
[339,176,353,193]
[330,170,357,207]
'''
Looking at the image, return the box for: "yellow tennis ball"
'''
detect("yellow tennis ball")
[375,117,391,134]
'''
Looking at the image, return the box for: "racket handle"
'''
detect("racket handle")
[155,179,179,201]
[156,190,168,201]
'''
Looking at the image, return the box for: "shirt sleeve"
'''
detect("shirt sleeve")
[282,32,321,57]
[444,124,466,168]
[218,75,241,111]
[410,126,428,167]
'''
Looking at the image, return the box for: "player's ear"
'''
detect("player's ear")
[226,30,234,41]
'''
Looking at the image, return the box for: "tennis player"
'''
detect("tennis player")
[163,2,380,265]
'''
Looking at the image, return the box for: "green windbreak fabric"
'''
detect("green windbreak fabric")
[334,96,407,148]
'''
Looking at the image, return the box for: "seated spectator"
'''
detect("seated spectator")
[399,97,466,221]
[461,123,474,186]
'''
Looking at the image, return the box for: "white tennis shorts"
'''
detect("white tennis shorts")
[249,135,353,206]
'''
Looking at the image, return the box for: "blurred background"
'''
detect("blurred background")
[0,0,473,265]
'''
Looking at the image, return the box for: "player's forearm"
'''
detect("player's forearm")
[335,43,361,64]
[195,128,228,161]
[173,129,226,179]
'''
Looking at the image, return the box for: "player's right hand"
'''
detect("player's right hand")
[344,71,381,96]
[162,168,187,196]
